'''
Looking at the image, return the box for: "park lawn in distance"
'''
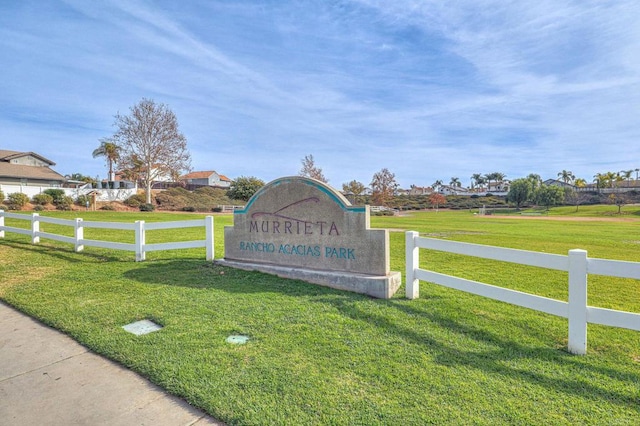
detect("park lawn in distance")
[1,208,639,425]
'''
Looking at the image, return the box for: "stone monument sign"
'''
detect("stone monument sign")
[219,176,401,298]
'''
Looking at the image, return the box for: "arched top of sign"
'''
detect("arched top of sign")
[235,176,366,214]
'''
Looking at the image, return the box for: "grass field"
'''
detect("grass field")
[1,207,639,425]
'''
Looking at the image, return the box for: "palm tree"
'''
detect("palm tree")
[613,172,624,189]
[635,168,639,181]
[493,172,506,182]
[471,173,484,192]
[483,173,495,192]
[92,139,121,181]
[487,172,506,191]
[593,172,616,191]
[450,177,461,188]
[593,173,604,191]
[432,180,443,192]
[605,171,619,188]
[557,170,575,184]
[620,170,633,187]
[574,178,587,188]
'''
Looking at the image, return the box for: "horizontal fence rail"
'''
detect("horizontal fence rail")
[0,210,214,262]
[406,231,640,355]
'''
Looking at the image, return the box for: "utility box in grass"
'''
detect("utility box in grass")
[219,176,401,298]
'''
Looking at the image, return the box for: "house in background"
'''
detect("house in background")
[437,184,469,196]
[543,179,575,189]
[0,150,66,199]
[180,171,231,189]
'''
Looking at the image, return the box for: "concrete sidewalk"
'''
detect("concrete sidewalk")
[0,302,224,426]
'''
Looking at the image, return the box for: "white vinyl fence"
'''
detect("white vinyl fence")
[405,231,640,355]
[0,210,214,261]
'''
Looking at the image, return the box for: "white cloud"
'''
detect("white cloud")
[1,0,639,188]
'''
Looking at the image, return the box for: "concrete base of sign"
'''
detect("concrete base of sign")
[216,259,402,299]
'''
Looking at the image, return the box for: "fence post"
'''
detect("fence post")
[568,249,588,355]
[406,231,420,299]
[205,216,214,261]
[75,218,84,252]
[0,210,4,238]
[135,220,145,261]
[32,213,40,244]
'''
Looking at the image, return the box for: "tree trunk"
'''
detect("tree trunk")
[146,181,152,204]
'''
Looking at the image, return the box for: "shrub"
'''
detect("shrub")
[43,189,66,204]
[33,205,45,211]
[182,206,196,212]
[139,203,155,212]
[75,194,92,207]
[100,204,115,211]
[0,189,4,202]
[124,193,146,208]
[7,193,30,210]
[32,193,54,206]
[212,207,223,213]
[55,195,74,211]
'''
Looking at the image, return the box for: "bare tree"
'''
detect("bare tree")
[111,98,191,203]
[299,154,328,183]
[370,168,398,206]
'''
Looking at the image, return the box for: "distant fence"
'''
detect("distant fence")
[217,205,244,213]
[405,231,640,355]
[0,210,214,261]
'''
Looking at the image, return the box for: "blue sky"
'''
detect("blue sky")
[1,0,639,188]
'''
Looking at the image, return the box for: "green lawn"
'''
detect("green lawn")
[1,208,639,425]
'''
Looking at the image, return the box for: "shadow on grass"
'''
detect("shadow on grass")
[123,260,640,411]
[0,239,125,263]
[318,295,640,410]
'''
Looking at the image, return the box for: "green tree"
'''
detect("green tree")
[593,173,605,191]
[110,98,192,203]
[342,180,366,205]
[526,174,542,188]
[574,178,587,188]
[43,189,66,204]
[534,185,564,210]
[67,173,96,184]
[92,139,121,181]
[506,178,533,210]
[471,173,485,192]
[557,170,575,184]
[449,177,461,187]
[620,169,633,186]
[227,176,265,201]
